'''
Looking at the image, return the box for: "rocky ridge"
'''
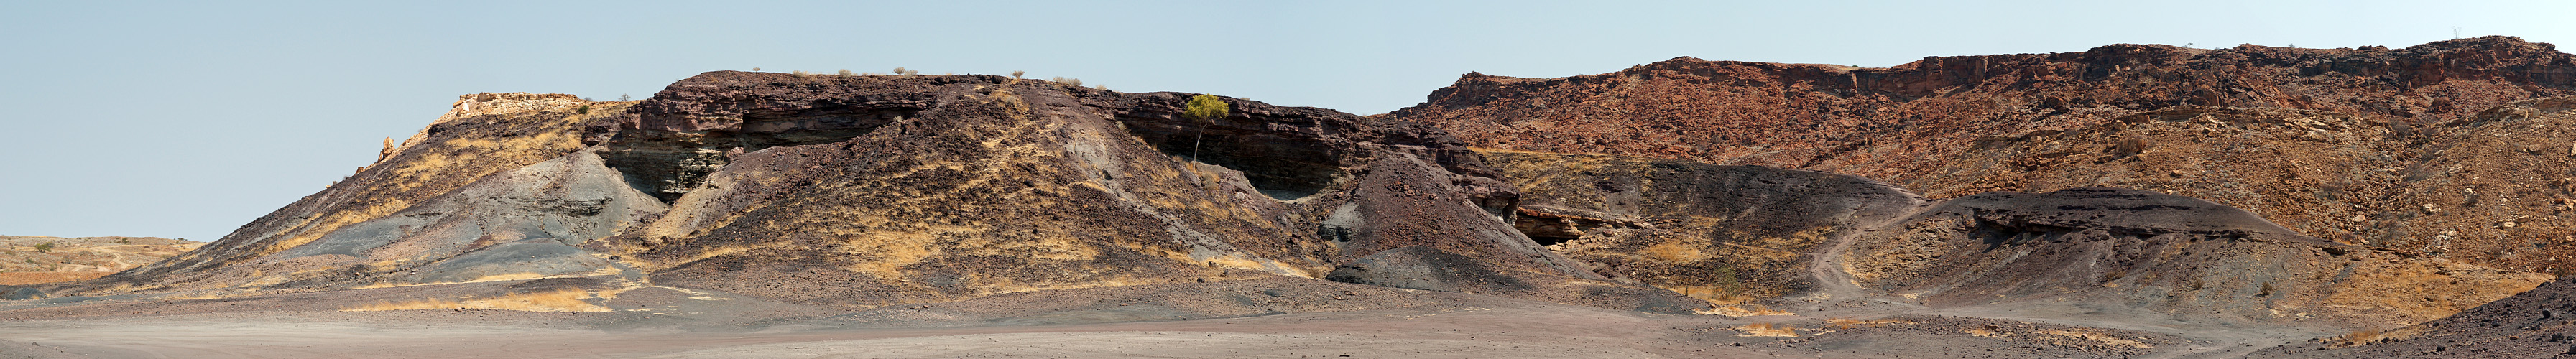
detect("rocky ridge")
[1484,150,2548,328]
[14,73,1699,313]
[1390,36,2576,275]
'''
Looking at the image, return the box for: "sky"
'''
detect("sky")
[3,0,2572,242]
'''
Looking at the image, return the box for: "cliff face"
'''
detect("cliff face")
[25,73,1697,312]
[1839,187,2546,328]
[1395,37,2574,176]
[583,72,1672,309]
[1483,150,2547,326]
[1390,37,2576,274]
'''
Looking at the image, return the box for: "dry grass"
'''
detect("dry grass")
[341,289,611,312]
[162,290,259,301]
[1640,241,1703,263]
[1965,326,2004,337]
[0,272,107,286]
[2039,330,2153,348]
[1734,322,1800,337]
[1822,317,1914,328]
[1694,304,1791,317]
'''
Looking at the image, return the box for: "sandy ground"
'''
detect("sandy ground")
[0,304,1690,358]
[0,293,2336,359]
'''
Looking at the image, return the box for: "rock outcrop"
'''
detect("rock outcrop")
[581,72,1683,311]
[1480,151,1922,307]
[1840,187,2547,327]
[1390,37,2576,274]
[45,93,635,295]
[22,73,1697,312]
[1485,149,2548,326]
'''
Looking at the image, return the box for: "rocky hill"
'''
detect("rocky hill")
[1485,151,2547,328]
[0,236,200,286]
[17,73,1697,313]
[1390,36,2576,275]
[10,47,2576,355]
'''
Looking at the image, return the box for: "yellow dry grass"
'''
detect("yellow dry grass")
[1640,241,1703,264]
[341,289,611,312]
[1966,327,2003,338]
[1694,304,1792,317]
[2039,330,2153,348]
[0,272,106,286]
[1734,322,1800,337]
[164,290,254,301]
[2321,258,2551,325]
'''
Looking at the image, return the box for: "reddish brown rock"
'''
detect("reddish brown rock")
[1393,37,2573,180]
[1391,36,2576,274]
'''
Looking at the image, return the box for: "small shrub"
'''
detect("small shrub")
[902,69,919,75]
[619,94,632,101]
[752,67,761,71]
[892,67,908,75]
[33,242,53,253]
[1051,77,1082,86]
[577,105,591,114]
[792,70,811,75]
[837,69,854,76]
[1011,70,1025,78]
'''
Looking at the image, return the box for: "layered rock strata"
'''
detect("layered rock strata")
[1393,37,2576,274]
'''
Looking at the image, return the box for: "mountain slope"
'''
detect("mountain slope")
[17,73,1699,313]
[1391,37,2576,274]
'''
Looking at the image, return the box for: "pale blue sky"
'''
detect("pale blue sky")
[4,1,2571,241]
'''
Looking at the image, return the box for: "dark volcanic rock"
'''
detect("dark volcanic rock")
[27,73,1696,314]
[1481,150,2542,325]
[1394,37,2576,177]
[571,72,1681,310]
[1389,37,2576,274]
[1842,187,2544,327]
[1478,151,1923,305]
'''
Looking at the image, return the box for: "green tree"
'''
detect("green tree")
[1183,94,1230,161]
[33,242,53,253]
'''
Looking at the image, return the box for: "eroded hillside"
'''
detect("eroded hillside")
[1483,151,2548,328]
[1393,37,2576,274]
[15,73,1699,314]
